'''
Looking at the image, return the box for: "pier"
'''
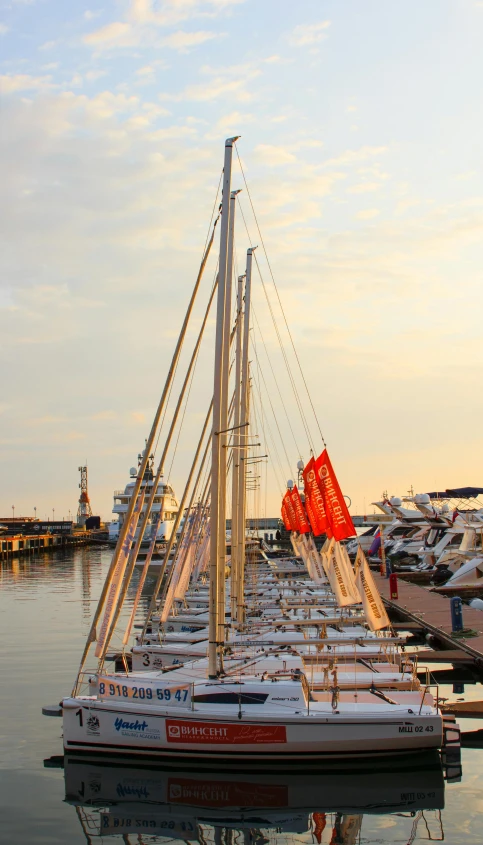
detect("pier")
[378,577,483,667]
[0,530,107,560]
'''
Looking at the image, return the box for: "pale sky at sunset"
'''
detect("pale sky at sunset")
[1,0,483,522]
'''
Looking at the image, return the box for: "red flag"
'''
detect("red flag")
[314,449,355,541]
[281,501,291,531]
[313,813,327,844]
[290,486,311,534]
[303,457,331,537]
[303,487,318,534]
[283,490,297,531]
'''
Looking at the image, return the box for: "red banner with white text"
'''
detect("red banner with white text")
[303,457,331,537]
[281,501,291,531]
[283,491,298,532]
[314,450,355,541]
[290,486,311,534]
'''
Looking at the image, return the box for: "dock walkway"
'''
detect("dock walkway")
[378,577,483,667]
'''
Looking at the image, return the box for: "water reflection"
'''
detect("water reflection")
[48,752,447,843]
[1,547,482,844]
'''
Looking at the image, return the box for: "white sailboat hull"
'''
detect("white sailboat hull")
[62,697,442,760]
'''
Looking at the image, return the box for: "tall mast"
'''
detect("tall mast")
[208,137,238,678]
[217,188,238,651]
[230,274,245,621]
[237,246,255,626]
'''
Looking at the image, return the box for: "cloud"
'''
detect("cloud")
[255,144,297,167]
[159,60,260,102]
[85,69,108,81]
[27,415,68,426]
[213,110,254,134]
[348,182,380,194]
[162,74,256,102]
[290,21,330,47]
[0,73,54,94]
[83,21,131,46]
[130,0,246,25]
[84,9,103,20]
[0,24,9,35]
[136,65,156,76]
[90,410,117,421]
[356,208,380,220]
[84,0,246,49]
[323,146,387,168]
[161,29,221,50]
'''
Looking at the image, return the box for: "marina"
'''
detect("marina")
[43,139,458,771]
[2,3,483,841]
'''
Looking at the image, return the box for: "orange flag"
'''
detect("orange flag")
[314,449,355,541]
[283,490,298,531]
[303,456,331,537]
[290,486,311,534]
[281,501,291,531]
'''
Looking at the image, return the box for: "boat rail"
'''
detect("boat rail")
[418,683,440,714]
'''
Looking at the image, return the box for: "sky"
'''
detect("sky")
[1,0,483,522]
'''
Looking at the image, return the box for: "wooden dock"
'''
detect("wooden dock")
[0,530,108,560]
[377,576,483,667]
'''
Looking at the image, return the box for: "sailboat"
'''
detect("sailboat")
[57,138,453,761]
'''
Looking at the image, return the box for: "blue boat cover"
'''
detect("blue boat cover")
[445,487,483,498]
[426,487,483,499]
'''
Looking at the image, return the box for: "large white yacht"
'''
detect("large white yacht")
[108,451,179,545]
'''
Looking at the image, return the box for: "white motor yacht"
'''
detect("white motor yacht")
[108,451,179,545]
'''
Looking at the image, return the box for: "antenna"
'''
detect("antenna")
[77,466,93,526]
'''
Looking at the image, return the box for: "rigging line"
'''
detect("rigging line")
[153,354,178,457]
[249,388,264,523]
[235,142,326,448]
[250,332,293,474]
[253,249,314,453]
[203,168,223,255]
[165,340,198,486]
[250,324,270,485]
[252,303,302,458]
[250,376,285,495]
[236,195,314,454]
[152,179,221,459]
[154,259,219,459]
[256,402,284,497]
[165,272,217,484]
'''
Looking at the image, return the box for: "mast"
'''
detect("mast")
[208,137,239,678]
[237,246,255,626]
[217,189,238,651]
[230,274,245,621]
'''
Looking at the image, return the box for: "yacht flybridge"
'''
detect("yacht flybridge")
[54,138,459,763]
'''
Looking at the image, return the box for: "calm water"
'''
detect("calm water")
[1,547,483,844]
